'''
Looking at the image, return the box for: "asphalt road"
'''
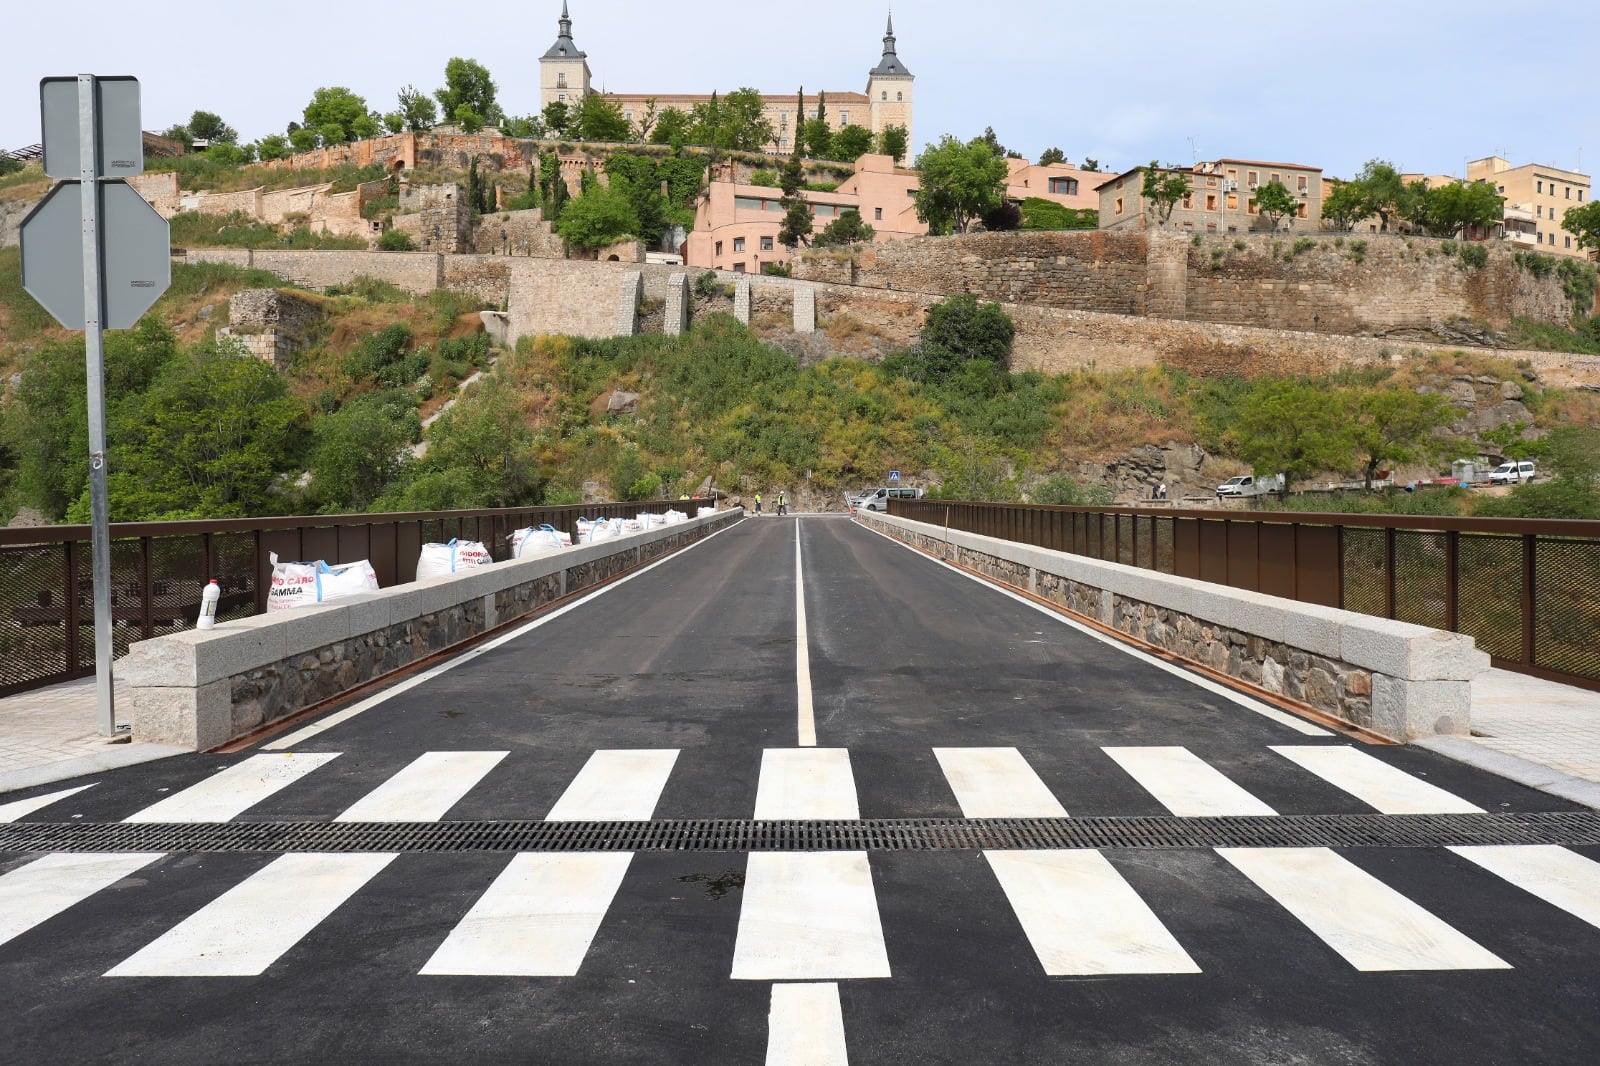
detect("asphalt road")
[1,515,1597,1064]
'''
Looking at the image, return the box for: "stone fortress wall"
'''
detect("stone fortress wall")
[189,227,1600,386]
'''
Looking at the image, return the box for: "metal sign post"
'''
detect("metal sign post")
[77,76,116,738]
[21,75,170,738]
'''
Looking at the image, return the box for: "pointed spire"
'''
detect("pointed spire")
[870,9,911,77]
[544,1,586,59]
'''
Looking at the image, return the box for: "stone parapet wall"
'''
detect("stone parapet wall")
[858,511,1489,741]
[119,510,745,750]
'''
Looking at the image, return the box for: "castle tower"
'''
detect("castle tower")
[540,2,592,112]
[866,12,914,156]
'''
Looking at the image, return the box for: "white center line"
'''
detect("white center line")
[796,521,816,748]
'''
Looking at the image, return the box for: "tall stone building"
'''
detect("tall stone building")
[538,4,914,154]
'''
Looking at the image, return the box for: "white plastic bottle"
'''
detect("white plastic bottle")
[197,580,221,630]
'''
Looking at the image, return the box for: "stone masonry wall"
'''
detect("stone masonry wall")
[216,289,328,370]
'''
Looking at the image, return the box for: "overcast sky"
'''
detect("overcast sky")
[7,0,1596,180]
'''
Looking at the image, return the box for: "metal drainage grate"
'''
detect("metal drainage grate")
[3,813,1600,855]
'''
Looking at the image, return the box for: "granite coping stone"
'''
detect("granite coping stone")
[120,511,740,694]
[871,512,1486,686]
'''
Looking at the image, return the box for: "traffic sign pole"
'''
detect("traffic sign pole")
[77,75,117,737]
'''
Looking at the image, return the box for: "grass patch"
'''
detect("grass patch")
[0,246,59,347]
[168,211,368,250]
[1505,316,1600,355]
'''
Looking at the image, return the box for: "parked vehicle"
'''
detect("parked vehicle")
[1215,474,1285,499]
[854,486,925,513]
[1487,461,1536,486]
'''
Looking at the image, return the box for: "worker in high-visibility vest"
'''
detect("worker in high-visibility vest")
[777,491,788,516]
[753,492,763,515]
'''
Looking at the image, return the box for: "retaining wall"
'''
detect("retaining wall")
[119,510,744,750]
[858,511,1489,741]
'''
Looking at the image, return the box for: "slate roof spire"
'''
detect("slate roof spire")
[870,10,911,77]
[544,1,586,60]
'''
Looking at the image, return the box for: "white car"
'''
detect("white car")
[1487,461,1536,486]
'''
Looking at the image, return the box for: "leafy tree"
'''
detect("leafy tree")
[1140,162,1191,227]
[1342,388,1459,490]
[379,386,541,511]
[555,181,639,250]
[801,118,833,159]
[288,126,319,153]
[392,85,437,133]
[921,293,1015,371]
[0,155,23,177]
[981,201,1022,232]
[575,93,632,142]
[255,134,292,161]
[1566,200,1600,254]
[306,392,418,512]
[913,134,1010,235]
[876,125,909,164]
[830,124,874,160]
[303,87,374,145]
[1038,147,1067,167]
[435,58,502,130]
[187,111,237,144]
[539,151,570,220]
[650,106,692,146]
[633,98,659,142]
[815,209,875,247]
[1321,180,1367,232]
[979,127,1007,158]
[542,100,572,137]
[1226,379,1354,495]
[500,114,545,139]
[1409,180,1505,238]
[91,339,306,519]
[719,88,776,151]
[1352,158,1405,232]
[379,228,415,251]
[1253,179,1299,231]
[777,151,812,248]
[1081,158,1101,172]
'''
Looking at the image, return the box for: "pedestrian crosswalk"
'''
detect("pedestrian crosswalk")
[1,743,1598,985]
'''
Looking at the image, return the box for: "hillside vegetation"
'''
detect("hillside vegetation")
[3,258,1600,523]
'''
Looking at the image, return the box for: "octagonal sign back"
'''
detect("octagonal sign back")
[20,181,171,331]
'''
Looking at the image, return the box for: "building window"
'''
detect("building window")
[734,263,746,273]
[1537,181,1544,193]
[1566,187,1573,199]
[1298,203,1309,218]
[779,138,789,149]
[1247,198,1258,215]
[882,91,887,101]
[733,237,745,252]
[1226,194,1239,211]
[1567,236,1573,248]
[558,94,566,103]
[1298,176,1309,194]
[1204,194,1216,212]
[1182,193,1193,210]
[625,110,634,121]
[1247,170,1259,186]
[1227,169,1238,183]
[1537,205,1544,218]
[715,241,723,256]
[558,73,567,88]
[840,110,848,124]
[1206,176,1217,188]
[761,236,774,251]
[896,92,903,101]
[1049,177,1079,196]
[1270,172,1280,184]
[1115,197,1125,215]
[874,207,883,220]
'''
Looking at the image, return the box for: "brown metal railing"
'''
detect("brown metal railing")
[0,500,713,698]
[891,500,1600,694]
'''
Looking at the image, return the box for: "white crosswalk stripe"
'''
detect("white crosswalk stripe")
[105,853,398,977]
[933,747,1068,818]
[124,753,341,823]
[421,750,679,977]
[1217,847,1510,972]
[0,853,165,950]
[1269,746,1483,814]
[335,751,508,822]
[0,784,96,823]
[754,749,859,821]
[767,983,849,1066]
[1103,747,1278,817]
[986,850,1202,976]
[1450,845,1600,932]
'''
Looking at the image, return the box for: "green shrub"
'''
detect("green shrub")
[1515,250,1556,278]
[694,271,723,299]
[378,228,416,252]
[1441,239,1459,257]
[1018,198,1098,231]
[1458,243,1489,269]
[1291,237,1316,257]
[749,169,778,188]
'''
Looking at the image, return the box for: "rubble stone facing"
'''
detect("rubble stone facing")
[121,511,743,749]
[861,512,1485,741]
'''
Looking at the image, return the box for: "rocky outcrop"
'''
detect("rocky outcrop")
[1073,441,1215,500]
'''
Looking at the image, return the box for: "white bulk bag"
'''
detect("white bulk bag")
[267,553,380,613]
[618,518,645,535]
[416,539,494,582]
[698,507,718,519]
[580,518,620,544]
[510,525,571,558]
[662,510,689,525]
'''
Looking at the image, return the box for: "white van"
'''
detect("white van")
[855,486,924,513]
[1487,461,1536,486]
